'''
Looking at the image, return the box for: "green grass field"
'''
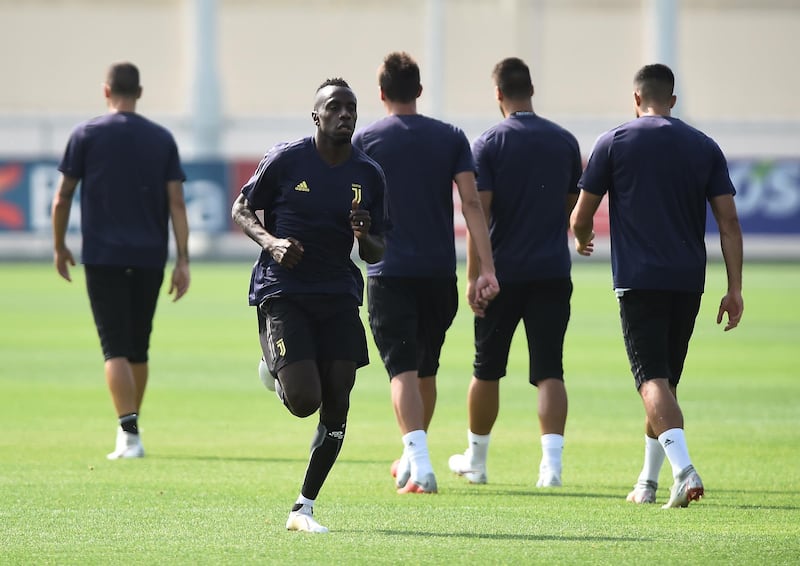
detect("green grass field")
[1,260,798,565]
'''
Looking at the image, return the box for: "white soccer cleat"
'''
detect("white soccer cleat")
[662,465,704,509]
[536,462,562,487]
[258,357,276,392]
[448,450,487,484]
[106,428,144,460]
[391,456,411,488]
[397,472,438,494]
[626,480,658,504]
[286,505,329,533]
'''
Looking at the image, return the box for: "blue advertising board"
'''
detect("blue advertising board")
[2,158,799,235]
[0,160,230,234]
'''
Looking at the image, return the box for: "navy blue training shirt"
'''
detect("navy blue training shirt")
[472,112,581,281]
[241,137,388,306]
[578,115,736,292]
[352,114,474,278]
[58,112,186,268]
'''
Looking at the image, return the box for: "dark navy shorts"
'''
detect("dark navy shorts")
[257,294,368,378]
[617,289,702,389]
[84,264,164,362]
[474,278,572,384]
[367,276,458,379]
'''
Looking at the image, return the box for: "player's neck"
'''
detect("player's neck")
[314,136,352,166]
[385,100,417,116]
[107,97,137,114]
[637,106,671,118]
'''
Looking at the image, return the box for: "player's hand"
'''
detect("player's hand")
[169,259,190,302]
[350,198,371,238]
[269,237,304,269]
[469,271,500,318]
[466,279,489,317]
[717,291,743,331]
[575,232,595,256]
[54,247,75,282]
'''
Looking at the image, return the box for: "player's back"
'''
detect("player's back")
[61,112,183,267]
[600,115,731,291]
[353,114,474,277]
[473,114,581,281]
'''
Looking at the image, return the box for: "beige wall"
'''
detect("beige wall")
[1,0,799,157]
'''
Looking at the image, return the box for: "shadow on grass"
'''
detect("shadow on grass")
[373,530,647,542]
[148,454,308,464]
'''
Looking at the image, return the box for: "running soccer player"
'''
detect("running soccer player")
[232,78,388,532]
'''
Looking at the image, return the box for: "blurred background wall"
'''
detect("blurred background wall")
[1,0,798,259]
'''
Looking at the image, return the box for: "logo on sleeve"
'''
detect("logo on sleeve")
[294,181,309,192]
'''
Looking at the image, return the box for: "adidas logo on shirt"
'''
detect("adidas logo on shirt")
[294,180,310,192]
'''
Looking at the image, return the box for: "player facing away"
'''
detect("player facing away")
[352,51,499,494]
[570,63,744,508]
[52,61,191,460]
[448,57,582,487]
[232,79,388,533]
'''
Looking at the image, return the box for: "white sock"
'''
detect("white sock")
[638,435,666,484]
[295,495,315,510]
[657,428,692,477]
[540,433,564,474]
[467,431,490,467]
[403,430,433,479]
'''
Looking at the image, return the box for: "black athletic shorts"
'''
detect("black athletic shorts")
[367,276,458,379]
[618,289,702,389]
[84,264,164,363]
[474,278,572,384]
[257,294,368,378]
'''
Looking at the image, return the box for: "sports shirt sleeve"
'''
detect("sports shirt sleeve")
[57,125,86,179]
[454,128,476,175]
[471,134,494,192]
[240,145,284,210]
[705,139,737,199]
[165,134,186,182]
[578,131,614,196]
[568,136,583,195]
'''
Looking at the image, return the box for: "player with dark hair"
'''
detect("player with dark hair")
[52,61,190,460]
[232,78,388,532]
[570,63,744,508]
[353,51,499,494]
[448,57,582,487]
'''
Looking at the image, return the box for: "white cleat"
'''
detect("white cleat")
[286,505,329,533]
[106,428,144,460]
[536,462,562,487]
[391,457,411,489]
[448,450,487,484]
[626,480,658,504]
[662,465,704,509]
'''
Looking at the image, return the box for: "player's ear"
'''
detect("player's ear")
[669,94,677,109]
[311,111,319,126]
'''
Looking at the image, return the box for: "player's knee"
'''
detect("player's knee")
[286,392,321,418]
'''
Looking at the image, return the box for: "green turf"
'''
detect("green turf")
[1,261,798,565]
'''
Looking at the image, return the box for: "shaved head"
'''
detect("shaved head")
[634,64,675,105]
